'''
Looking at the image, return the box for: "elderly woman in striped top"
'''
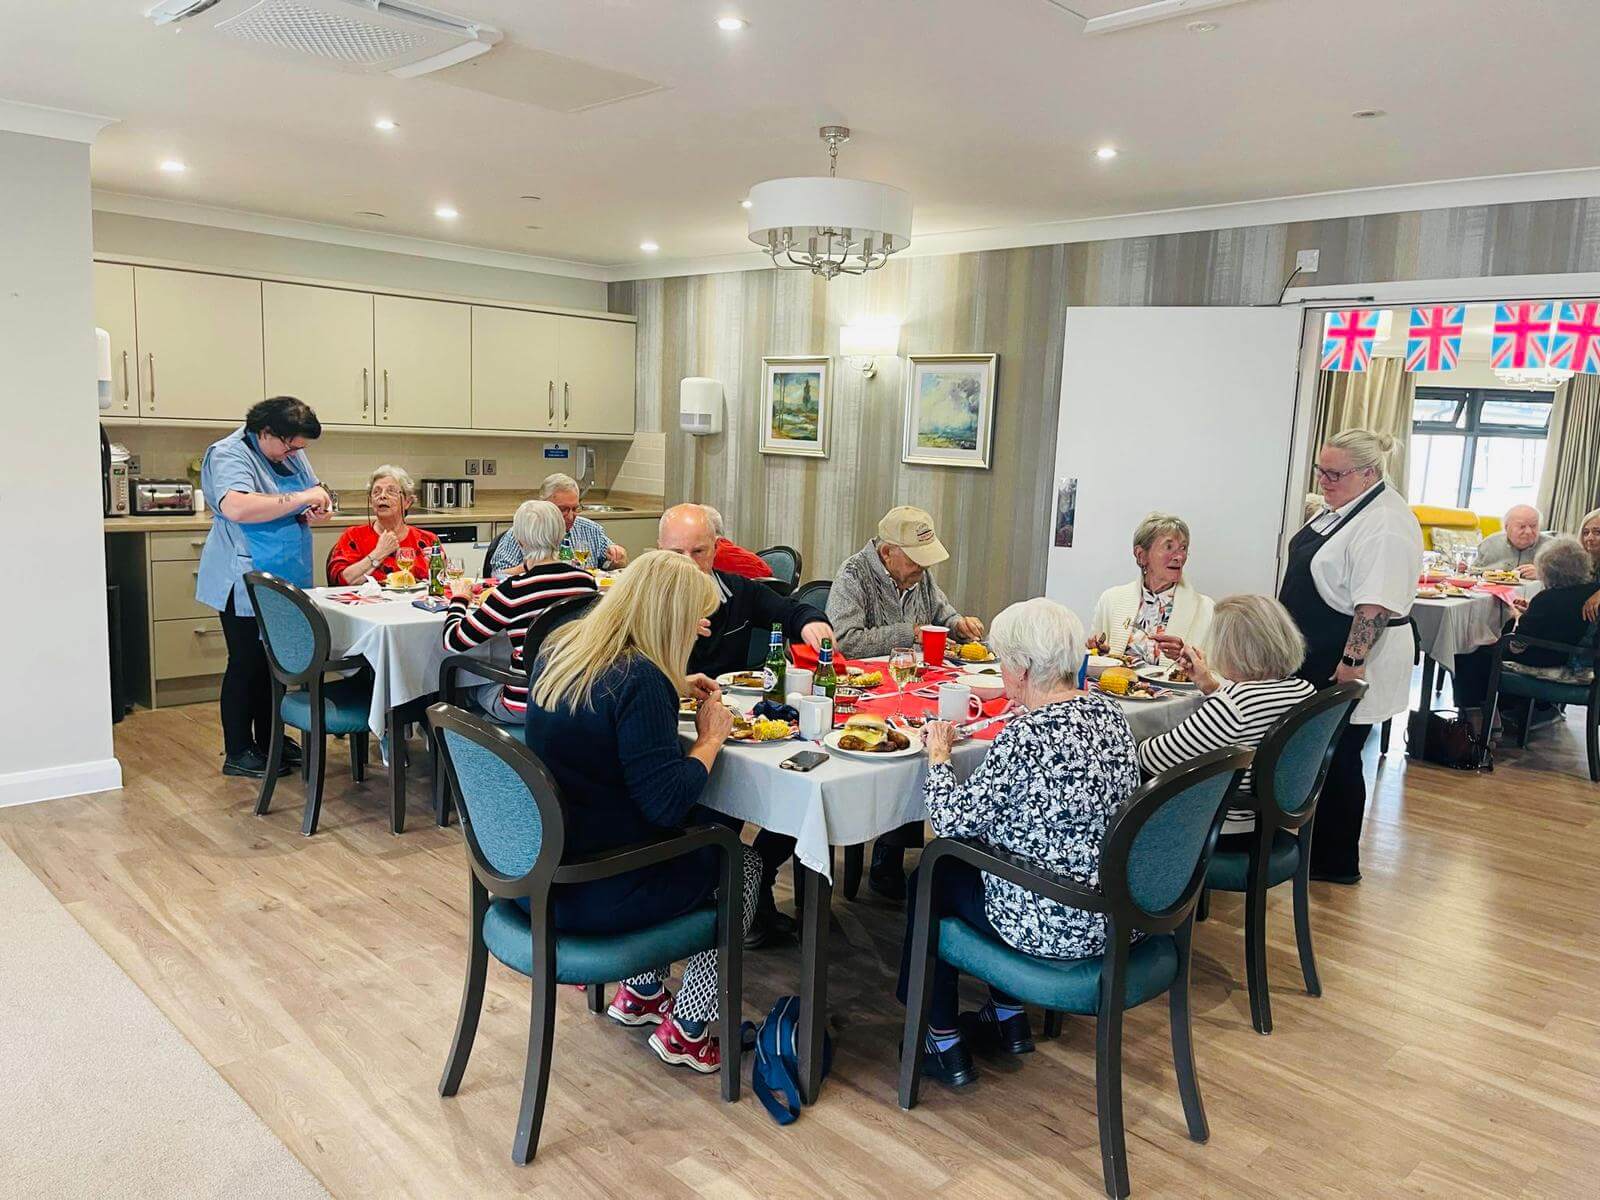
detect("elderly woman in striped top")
[1136,594,1315,846]
[442,499,597,722]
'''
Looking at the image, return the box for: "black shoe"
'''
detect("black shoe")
[959,1006,1035,1055]
[916,1032,977,1088]
[1309,868,1361,885]
[868,849,907,903]
[223,748,293,778]
[745,898,798,949]
[277,738,302,768]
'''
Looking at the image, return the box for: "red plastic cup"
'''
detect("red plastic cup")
[919,624,949,666]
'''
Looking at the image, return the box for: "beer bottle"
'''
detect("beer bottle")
[761,624,787,704]
[814,637,838,699]
[426,545,446,598]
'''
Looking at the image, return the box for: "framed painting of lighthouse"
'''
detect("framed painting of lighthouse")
[760,356,831,458]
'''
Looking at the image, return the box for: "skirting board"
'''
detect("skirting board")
[0,758,123,809]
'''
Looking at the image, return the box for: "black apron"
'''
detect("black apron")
[1278,483,1390,688]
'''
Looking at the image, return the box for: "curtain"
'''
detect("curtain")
[1537,373,1600,532]
[1315,359,1416,494]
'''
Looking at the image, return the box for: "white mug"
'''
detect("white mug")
[797,695,833,739]
[938,682,983,722]
[787,667,814,698]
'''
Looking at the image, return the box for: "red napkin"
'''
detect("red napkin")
[789,644,865,675]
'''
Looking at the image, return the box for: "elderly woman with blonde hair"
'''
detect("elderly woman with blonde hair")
[1089,511,1215,663]
[325,464,440,584]
[524,551,759,1076]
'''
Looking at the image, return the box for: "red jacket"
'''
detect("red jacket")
[326,523,440,584]
[713,537,772,579]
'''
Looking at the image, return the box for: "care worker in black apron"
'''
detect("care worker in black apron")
[1278,430,1423,885]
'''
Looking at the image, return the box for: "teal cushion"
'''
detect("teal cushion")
[442,730,541,879]
[1499,672,1592,705]
[937,918,1178,1015]
[1206,829,1301,892]
[483,899,718,985]
[279,677,373,736]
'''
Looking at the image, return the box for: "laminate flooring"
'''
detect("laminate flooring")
[3,703,1598,1199]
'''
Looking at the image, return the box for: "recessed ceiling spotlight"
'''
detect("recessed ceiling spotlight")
[1186,20,1218,32]
[1095,146,1118,161]
[1352,108,1387,119]
[355,210,386,219]
[639,241,660,253]
[159,159,186,174]
[373,117,397,131]
[740,198,753,209]
[435,205,459,220]
[716,16,747,31]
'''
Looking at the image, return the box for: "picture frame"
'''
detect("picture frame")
[759,356,830,458]
[902,353,998,469]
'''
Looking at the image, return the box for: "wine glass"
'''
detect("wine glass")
[888,646,917,720]
[445,556,465,594]
[574,547,591,569]
[395,546,415,578]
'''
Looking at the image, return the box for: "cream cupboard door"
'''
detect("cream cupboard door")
[374,295,471,429]
[557,317,636,435]
[263,283,374,426]
[133,268,265,420]
[471,306,559,432]
[94,263,140,416]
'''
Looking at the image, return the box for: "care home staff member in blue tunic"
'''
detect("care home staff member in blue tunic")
[197,397,333,778]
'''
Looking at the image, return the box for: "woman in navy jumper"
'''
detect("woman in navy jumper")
[525,550,761,1074]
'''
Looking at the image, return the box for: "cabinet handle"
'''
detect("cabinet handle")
[547,379,555,424]
[188,538,207,547]
[121,350,130,410]
[147,352,156,410]
[194,626,224,637]
[382,368,390,417]
[563,381,569,427]
[363,367,370,416]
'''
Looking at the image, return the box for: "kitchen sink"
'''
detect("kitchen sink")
[580,503,630,513]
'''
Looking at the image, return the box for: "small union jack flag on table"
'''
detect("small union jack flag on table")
[1490,302,1554,370]
[1548,301,1600,373]
[1404,305,1464,371]
[1320,309,1381,372]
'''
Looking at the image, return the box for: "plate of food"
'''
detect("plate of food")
[1416,585,1444,599]
[1093,666,1168,702]
[381,570,425,593]
[678,696,700,721]
[946,641,998,665]
[716,670,769,695]
[1137,662,1199,691]
[1479,569,1521,585]
[822,714,919,759]
[727,713,800,745]
[844,666,883,689]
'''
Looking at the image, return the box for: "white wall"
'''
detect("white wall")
[0,129,120,805]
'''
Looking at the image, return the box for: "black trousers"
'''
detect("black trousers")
[1310,722,1373,877]
[218,594,273,756]
[895,858,1019,1028]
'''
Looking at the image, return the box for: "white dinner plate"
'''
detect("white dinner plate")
[716,671,769,695]
[1136,664,1199,691]
[381,581,426,594]
[1091,682,1167,703]
[822,729,922,760]
[726,722,801,746]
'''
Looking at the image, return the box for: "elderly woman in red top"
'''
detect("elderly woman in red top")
[326,465,440,584]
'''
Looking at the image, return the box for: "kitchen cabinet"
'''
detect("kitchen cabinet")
[264,283,374,426]
[94,262,140,416]
[374,295,470,429]
[133,268,264,420]
[593,515,656,560]
[471,306,559,433]
[557,317,636,435]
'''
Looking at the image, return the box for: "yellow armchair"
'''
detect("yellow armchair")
[1411,505,1482,553]
[1478,514,1503,539]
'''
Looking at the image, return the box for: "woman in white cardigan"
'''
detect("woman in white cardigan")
[1090,512,1215,660]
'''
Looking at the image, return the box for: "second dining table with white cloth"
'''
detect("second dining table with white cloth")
[1407,581,1540,743]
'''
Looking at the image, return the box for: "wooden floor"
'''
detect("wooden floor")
[5,703,1599,1199]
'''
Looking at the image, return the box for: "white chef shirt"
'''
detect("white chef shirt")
[1308,481,1424,724]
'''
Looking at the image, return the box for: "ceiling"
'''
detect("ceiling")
[5,0,1600,276]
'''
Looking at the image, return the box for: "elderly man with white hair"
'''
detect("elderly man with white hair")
[1476,504,1553,578]
[487,472,627,575]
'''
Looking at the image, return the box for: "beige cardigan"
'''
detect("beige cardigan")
[1090,579,1215,655]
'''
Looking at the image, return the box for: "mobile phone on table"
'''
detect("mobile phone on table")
[780,750,829,772]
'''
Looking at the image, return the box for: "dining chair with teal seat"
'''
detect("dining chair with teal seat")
[898,745,1252,1200]
[244,571,377,837]
[792,579,832,612]
[427,703,745,1165]
[1200,681,1364,1035]
[1485,627,1599,782]
[756,544,803,590]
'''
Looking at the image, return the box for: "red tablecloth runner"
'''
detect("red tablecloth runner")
[1417,576,1521,606]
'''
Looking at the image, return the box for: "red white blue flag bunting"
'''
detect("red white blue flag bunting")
[1490,302,1554,370]
[1548,301,1600,373]
[1321,309,1381,372]
[1404,305,1464,372]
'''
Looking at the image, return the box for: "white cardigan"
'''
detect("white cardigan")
[1090,579,1215,655]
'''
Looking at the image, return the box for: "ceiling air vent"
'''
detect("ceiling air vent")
[145,0,500,77]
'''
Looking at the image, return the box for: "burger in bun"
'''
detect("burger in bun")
[836,713,910,753]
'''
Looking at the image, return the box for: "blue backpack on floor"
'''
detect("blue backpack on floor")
[743,995,833,1125]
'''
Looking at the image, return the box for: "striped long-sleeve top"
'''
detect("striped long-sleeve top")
[1135,677,1315,833]
[442,562,598,717]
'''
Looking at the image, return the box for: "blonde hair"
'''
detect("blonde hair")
[1207,594,1307,681]
[1581,507,1600,536]
[1325,429,1398,479]
[1132,512,1190,554]
[529,550,715,714]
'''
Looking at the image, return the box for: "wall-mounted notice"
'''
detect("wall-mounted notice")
[543,443,570,460]
[1054,477,1077,548]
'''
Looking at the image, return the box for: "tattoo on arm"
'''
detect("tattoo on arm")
[1344,604,1391,659]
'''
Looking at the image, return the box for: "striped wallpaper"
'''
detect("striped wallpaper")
[611,194,1600,623]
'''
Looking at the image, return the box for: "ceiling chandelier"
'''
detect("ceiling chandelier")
[746,126,912,279]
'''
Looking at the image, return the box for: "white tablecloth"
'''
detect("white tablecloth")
[1412,582,1539,669]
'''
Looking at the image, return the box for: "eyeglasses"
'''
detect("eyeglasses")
[370,487,406,499]
[1313,464,1370,484]
[555,504,580,516]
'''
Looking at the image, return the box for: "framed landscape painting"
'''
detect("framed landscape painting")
[902,353,997,468]
[760,356,830,458]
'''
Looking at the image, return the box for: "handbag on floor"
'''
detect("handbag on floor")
[1406,707,1492,770]
[741,995,832,1125]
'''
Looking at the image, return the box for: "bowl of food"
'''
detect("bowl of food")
[832,685,864,716]
[956,672,1006,702]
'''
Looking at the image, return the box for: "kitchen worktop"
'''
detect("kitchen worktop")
[103,489,664,534]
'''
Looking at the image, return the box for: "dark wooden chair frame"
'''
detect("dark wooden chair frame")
[755,544,804,589]
[480,529,512,574]
[791,579,832,612]
[898,746,1252,1200]
[1483,627,1600,781]
[244,571,376,837]
[427,703,745,1165]
[1198,681,1364,1035]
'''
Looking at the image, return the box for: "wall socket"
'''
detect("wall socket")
[1296,249,1320,273]
[480,459,497,476]
[464,458,480,475]
[126,453,141,474]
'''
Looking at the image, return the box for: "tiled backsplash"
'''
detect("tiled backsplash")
[610,431,666,498]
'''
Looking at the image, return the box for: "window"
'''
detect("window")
[1407,387,1552,514]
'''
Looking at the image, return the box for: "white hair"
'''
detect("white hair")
[1536,535,1595,590]
[658,502,713,541]
[512,499,566,561]
[539,473,580,500]
[987,598,1085,688]
[1325,429,1397,478]
[367,464,416,502]
[1503,503,1542,524]
[702,506,726,538]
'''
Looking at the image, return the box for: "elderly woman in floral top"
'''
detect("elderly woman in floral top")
[896,597,1140,1088]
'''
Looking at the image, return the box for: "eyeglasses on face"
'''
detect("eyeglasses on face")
[1313,464,1370,483]
[370,486,407,499]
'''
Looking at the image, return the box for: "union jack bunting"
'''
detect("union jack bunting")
[1320,309,1381,372]
[1490,302,1554,370]
[1404,305,1464,372]
[1548,301,1600,373]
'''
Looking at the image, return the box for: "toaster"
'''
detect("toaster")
[131,479,196,516]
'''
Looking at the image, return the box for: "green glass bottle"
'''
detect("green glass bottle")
[426,545,446,598]
[761,624,787,704]
[814,637,838,699]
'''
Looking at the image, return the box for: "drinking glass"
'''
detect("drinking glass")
[395,546,415,575]
[574,547,592,568]
[445,557,465,592]
[888,646,917,720]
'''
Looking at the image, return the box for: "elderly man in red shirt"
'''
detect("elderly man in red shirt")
[704,506,773,579]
